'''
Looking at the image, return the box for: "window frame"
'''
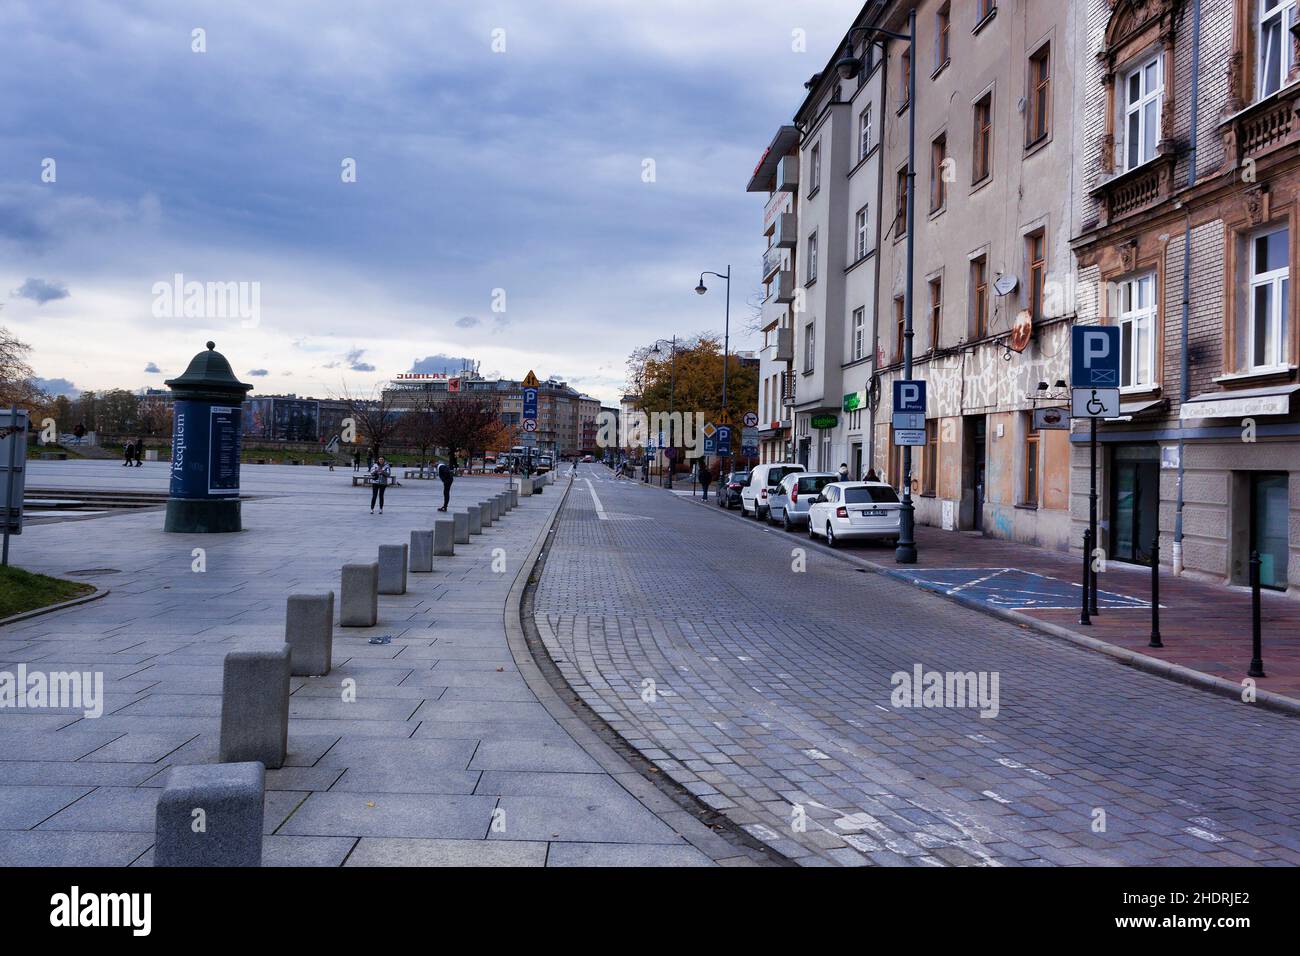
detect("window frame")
[930,132,948,213]
[922,419,938,495]
[895,166,909,237]
[1258,0,1298,100]
[1115,272,1158,389]
[807,230,819,283]
[852,306,866,361]
[935,3,951,71]
[972,92,993,184]
[1022,416,1040,506]
[1248,224,1291,370]
[859,105,873,160]
[1026,229,1046,321]
[1121,51,1164,172]
[894,296,905,362]
[855,204,870,261]
[971,254,989,339]
[928,276,943,352]
[809,140,821,196]
[1027,42,1051,146]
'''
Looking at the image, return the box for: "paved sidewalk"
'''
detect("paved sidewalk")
[0,461,740,866]
[858,527,1300,703]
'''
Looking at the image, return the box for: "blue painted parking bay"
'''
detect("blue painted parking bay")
[884,567,1155,612]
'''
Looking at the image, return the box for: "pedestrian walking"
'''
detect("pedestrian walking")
[436,455,455,511]
[122,439,134,467]
[699,461,713,501]
[864,467,879,482]
[368,457,391,513]
[353,449,361,472]
[134,440,144,466]
[838,462,850,481]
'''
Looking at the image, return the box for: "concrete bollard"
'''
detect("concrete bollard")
[509,487,518,508]
[340,562,379,627]
[499,491,511,513]
[466,506,482,535]
[378,544,408,594]
[154,762,266,867]
[452,510,470,543]
[219,647,290,769]
[478,501,493,528]
[409,530,433,573]
[534,477,545,494]
[520,479,533,497]
[434,518,455,556]
[285,592,334,676]
[489,496,501,521]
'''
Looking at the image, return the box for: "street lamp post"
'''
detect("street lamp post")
[835,10,917,564]
[651,336,679,488]
[696,266,731,474]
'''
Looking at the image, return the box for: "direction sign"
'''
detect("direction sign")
[893,379,927,414]
[1071,387,1120,419]
[1071,325,1121,389]
[522,418,537,432]
[742,411,759,428]
[715,425,732,456]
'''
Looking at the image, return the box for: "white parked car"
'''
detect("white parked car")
[767,471,837,530]
[739,462,805,520]
[806,481,902,548]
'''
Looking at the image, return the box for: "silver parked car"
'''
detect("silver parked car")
[768,471,837,530]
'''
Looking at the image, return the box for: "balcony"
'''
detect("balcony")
[774,212,797,249]
[775,155,799,193]
[762,245,782,282]
[1090,153,1175,228]
[1221,86,1300,171]
[760,327,793,364]
[773,270,796,304]
[760,294,786,331]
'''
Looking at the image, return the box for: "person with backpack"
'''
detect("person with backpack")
[368,456,391,513]
[437,454,455,511]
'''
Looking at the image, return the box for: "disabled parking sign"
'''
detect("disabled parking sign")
[1071,325,1121,419]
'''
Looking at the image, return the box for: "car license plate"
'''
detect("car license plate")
[860,509,886,517]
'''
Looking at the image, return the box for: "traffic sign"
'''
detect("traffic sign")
[894,429,925,447]
[522,386,539,423]
[522,370,540,388]
[742,411,759,428]
[1071,387,1120,419]
[703,435,716,454]
[1071,326,1120,389]
[892,412,924,431]
[522,418,537,432]
[702,422,717,439]
[893,379,926,414]
[715,425,732,456]
[717,409,732,426]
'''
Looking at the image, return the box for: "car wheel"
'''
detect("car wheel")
[783,510,794,532]
[757,506,768,521]
[808,519,817,540]
[826,523,839,549]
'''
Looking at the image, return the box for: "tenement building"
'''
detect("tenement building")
[1072,0,1298,592]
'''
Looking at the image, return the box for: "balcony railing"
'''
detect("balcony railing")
[1090,153,1175,227]
[776,155,799,193]
[1222,87,1300,170]
[762,245,782,282]
[774,270,796,304]
[774,212,797,249]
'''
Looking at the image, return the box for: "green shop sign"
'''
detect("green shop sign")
[810,413,839,430]
[842,391,862,412]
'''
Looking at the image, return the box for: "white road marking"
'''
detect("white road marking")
[1183,826,1225,844]
[982,790,1012,805]
[583,478,607,520]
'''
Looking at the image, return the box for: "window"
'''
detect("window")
[1123,53,1164,171]
[1116,273,1157,388]
[1259,0,1298,99]
[1249,226,1290,369]
[1028,44,1051,144]
[852,307,866,360]
[895,167,909,235]
[930,133,948,212]
[973,93,992,183]
[977,0,996,22]
[971,255,989,338]
[894,296,905,360]
[807,231,818,282]
[803,321,816,373]
[1023,416,1040,505]
[859,106,873,160]
[1027,230,1045,321]
[929,277,943,352]
[901,49,912,105]
[936,4,951,69]
[923,419,938,494]
[809,141,821,195]
[855,205,870,260]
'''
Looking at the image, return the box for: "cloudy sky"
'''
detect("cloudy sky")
[1,0,860,404]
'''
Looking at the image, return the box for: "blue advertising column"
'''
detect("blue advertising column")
[163,342,253,533]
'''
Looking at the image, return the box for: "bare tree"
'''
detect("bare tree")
[336,382,402,459]
[0,325,50,411]
[431,395,513,467]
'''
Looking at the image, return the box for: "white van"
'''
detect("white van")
[739,462,805,520]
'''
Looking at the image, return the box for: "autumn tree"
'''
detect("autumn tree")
[430,395,513,465]
[629,334,759,431]
[337,383,402,459]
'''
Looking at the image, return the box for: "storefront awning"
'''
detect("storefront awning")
[1180,383,1300,420]
[1109,397,1166,421]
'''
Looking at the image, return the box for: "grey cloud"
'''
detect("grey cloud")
[144,362,161,373]
[12,277,69,304]
[34,376,79,397]
[248,368,269,376]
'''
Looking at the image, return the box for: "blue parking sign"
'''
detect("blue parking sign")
[715,425,732,456]
[1071,326,1121,389]
[893,379,926,413]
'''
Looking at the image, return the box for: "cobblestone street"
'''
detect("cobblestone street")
[533,465,1300,866]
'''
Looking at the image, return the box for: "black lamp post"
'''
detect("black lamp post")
[836,11,918,564]
[651,336,679,488]
[695,266,731,473]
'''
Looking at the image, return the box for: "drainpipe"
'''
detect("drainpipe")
[1172,0,1201,575]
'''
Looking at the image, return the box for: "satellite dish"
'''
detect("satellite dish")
[1009,310,1033,352]
[993,274,1018,296]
